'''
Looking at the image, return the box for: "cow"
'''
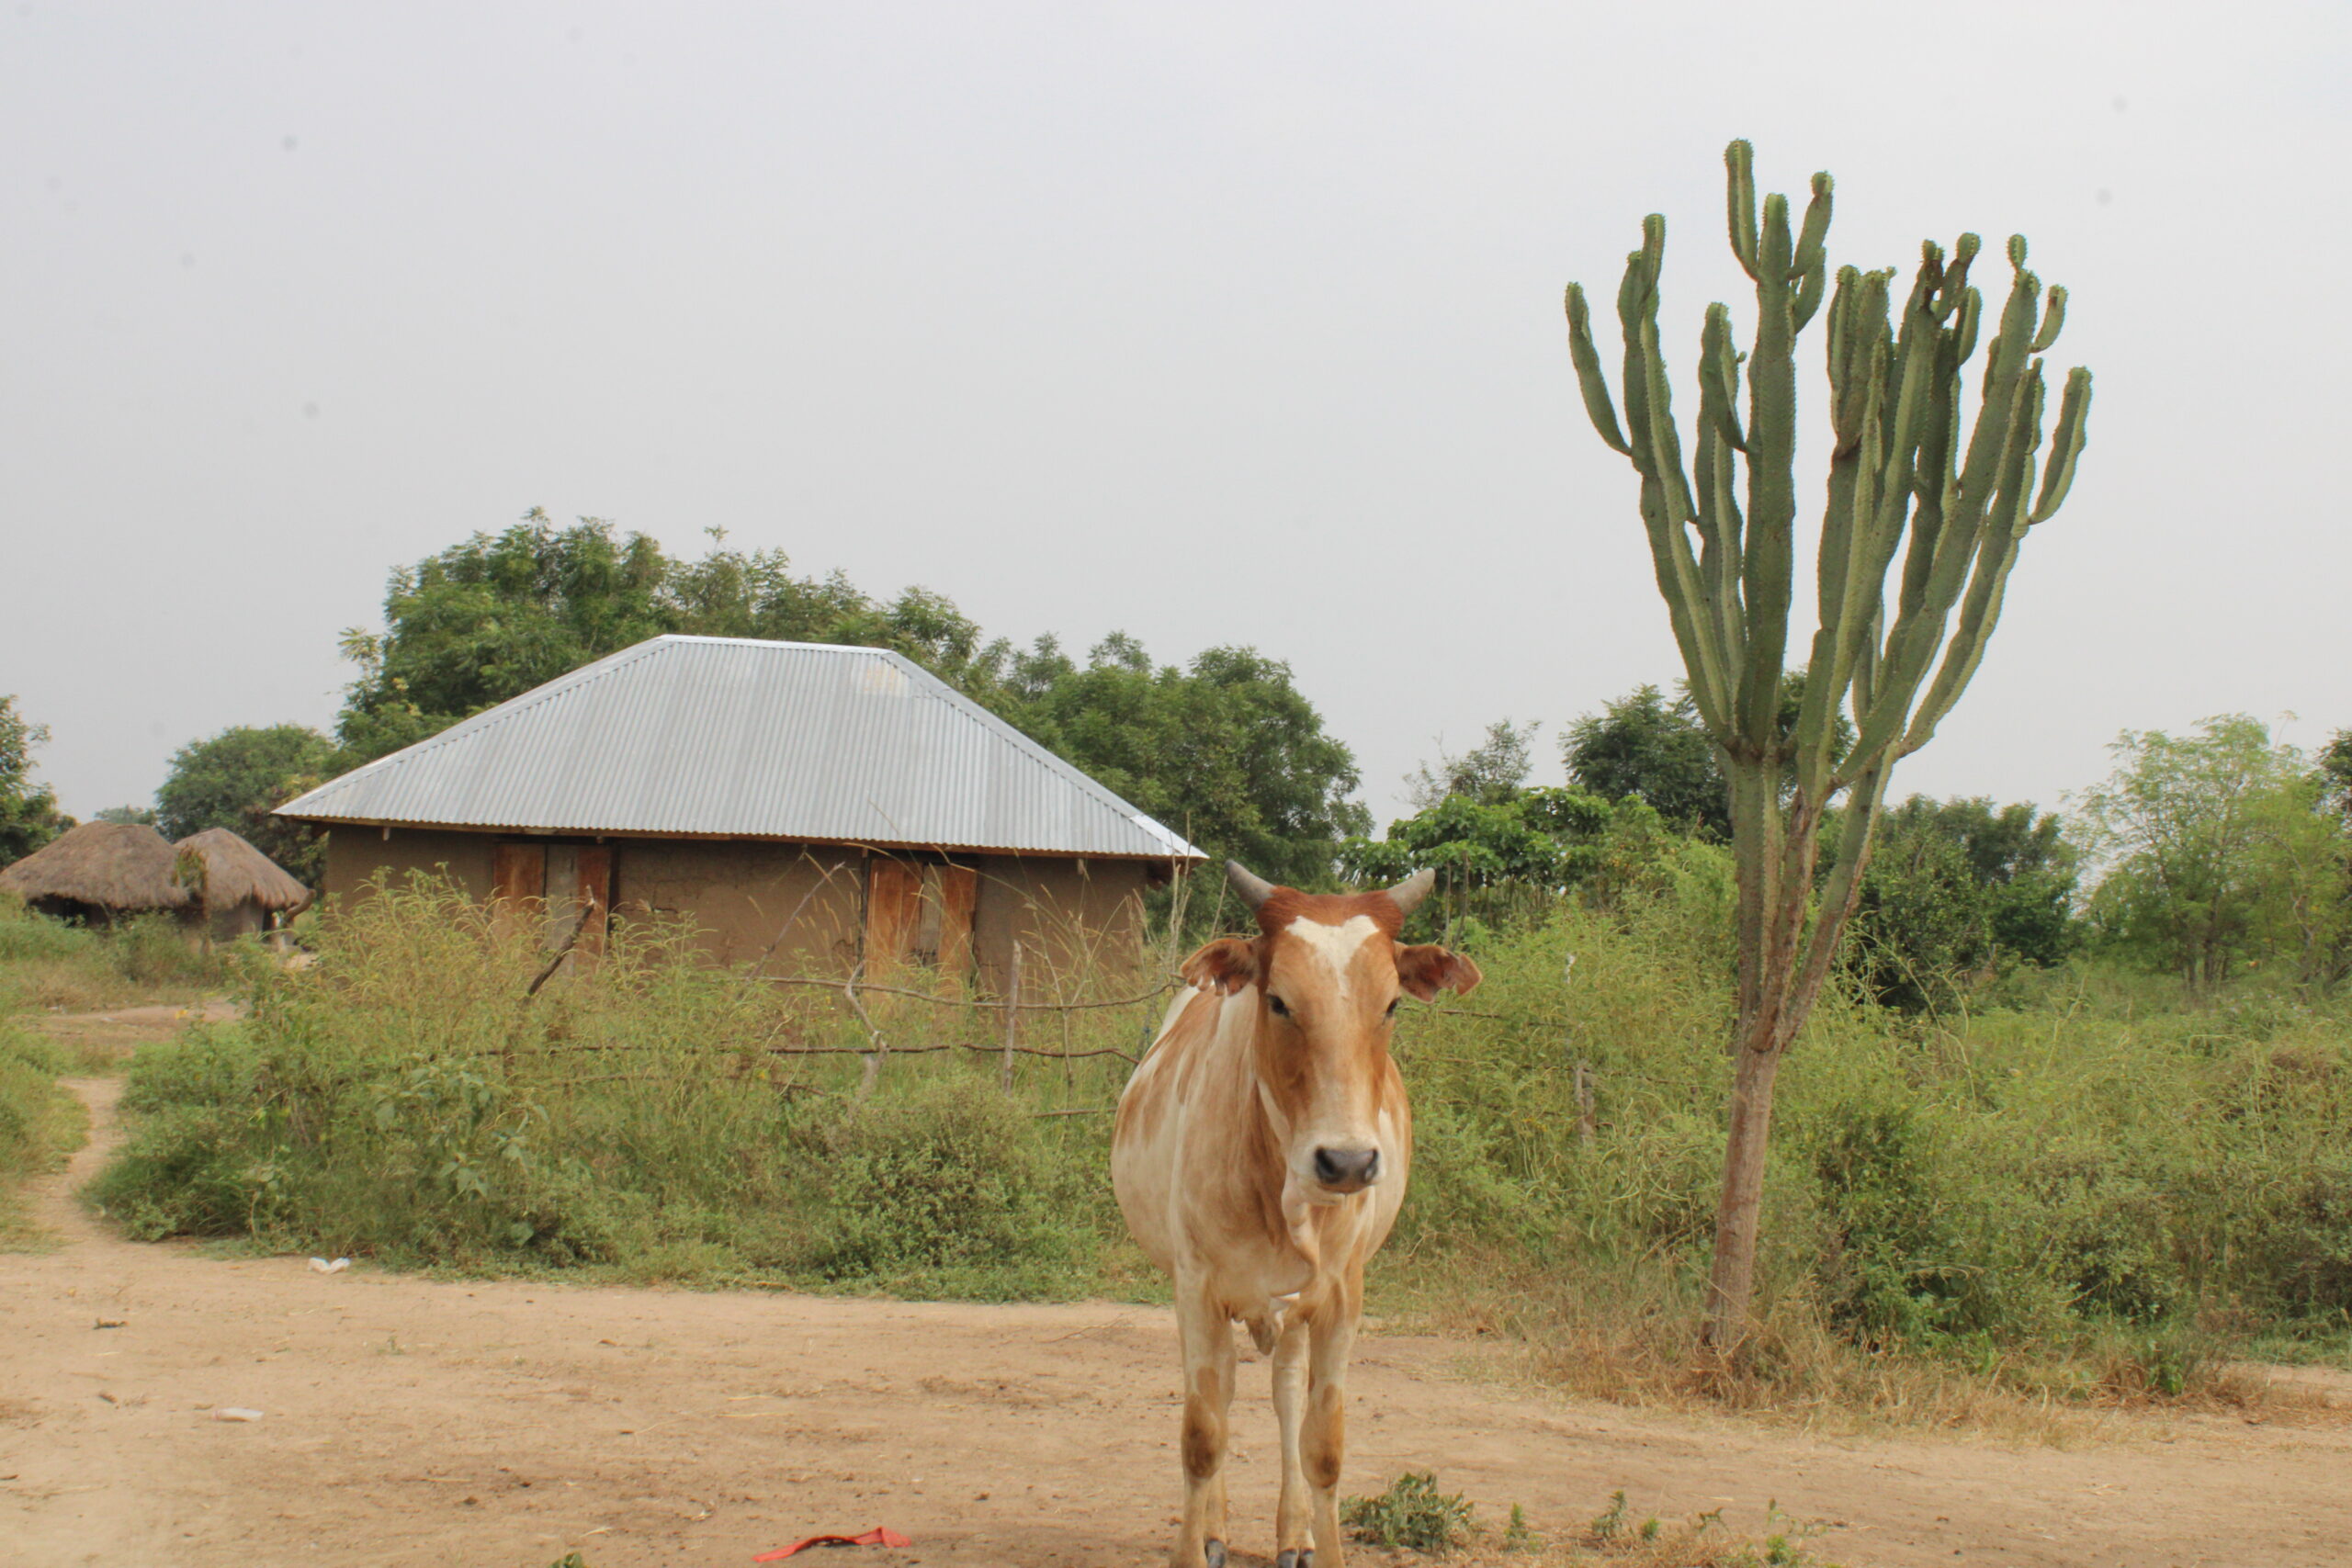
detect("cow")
[1112,861,1482,1568]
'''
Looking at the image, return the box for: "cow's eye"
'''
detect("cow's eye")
[1385,998,1400,1018]
[1267,995,1292,1018]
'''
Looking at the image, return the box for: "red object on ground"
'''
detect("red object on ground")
[753,1526,913,1561]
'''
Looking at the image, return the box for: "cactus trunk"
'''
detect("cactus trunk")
[1564,143,2092,1357]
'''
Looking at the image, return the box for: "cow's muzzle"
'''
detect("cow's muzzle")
[1311,1145,1381,1194]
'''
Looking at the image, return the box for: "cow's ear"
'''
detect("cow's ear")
[1396,943,1483,1001]
[1181,937,1260,995]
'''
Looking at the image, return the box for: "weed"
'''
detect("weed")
[1342,1470,1474,1552]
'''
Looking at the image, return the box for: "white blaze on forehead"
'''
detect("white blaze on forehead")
[1279,914,1381,1001]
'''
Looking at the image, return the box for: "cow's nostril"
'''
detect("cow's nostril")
[1312,1146,1380,1189]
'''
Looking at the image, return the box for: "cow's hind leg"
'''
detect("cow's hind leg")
[1272,1315,1312,1567]
[1173,1280,1237,1568]
[1303,1273,1364,1566]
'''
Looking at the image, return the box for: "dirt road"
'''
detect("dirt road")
[5,1079,2350,1568]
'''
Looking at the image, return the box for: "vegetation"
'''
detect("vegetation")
[154,724,341,884]
[1564,686,1727,836]
[1343,1470,1475,1552]
[0,1016,83,1245]
[0,895,222,1015]
[0,695,71,867]
[1844,794,2075,1013]
[78,850,2352,1426]
[1563,140,2093,1349]
[2075,714,2349,992]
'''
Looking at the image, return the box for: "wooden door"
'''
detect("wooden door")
[492,842,547,942]
[934,863,978,980]
[864,857,923,975]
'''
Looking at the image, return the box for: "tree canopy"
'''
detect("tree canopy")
[1562,684,1726,834]
[0,695,70,867]
[2075,715,2351,991]
[997,633,1369,890]
[1847,795,2077,1012]
[155,725,343,885]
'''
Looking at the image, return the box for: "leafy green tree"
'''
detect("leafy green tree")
[2075,716,2348,991]
[94,806,161,826]
[1340,786,1613,940]
[0,695,71,866]
[156,725,342,884]
[1848,795,2075,1011]
[1564,684,1727,833]
[999,634,1369,891]
[336,513,1004,764]
[1405,720,1543,810]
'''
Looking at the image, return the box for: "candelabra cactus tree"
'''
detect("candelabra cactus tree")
[1564,141,2092,1354]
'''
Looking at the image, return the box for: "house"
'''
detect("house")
[0,821,195,926]
[173,828,312,942]
[0,821,313,943]
[274,635,1204,987]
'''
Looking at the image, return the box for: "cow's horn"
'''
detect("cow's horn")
[1385,867,1437,915]
[1226,861,1277,911]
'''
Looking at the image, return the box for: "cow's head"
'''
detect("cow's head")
[1180,861,1481,1205]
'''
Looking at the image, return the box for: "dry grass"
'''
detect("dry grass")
[1376,1253,2349,1446]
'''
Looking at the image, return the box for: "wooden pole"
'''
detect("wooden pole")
[1000,942,1023,1095]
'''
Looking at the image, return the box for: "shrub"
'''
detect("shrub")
[1343,1471,1474,1552]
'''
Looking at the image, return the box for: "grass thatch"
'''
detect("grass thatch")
[173,828,311,912]
[0,822,191,912]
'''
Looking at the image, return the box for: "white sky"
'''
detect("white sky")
[4,2,2346,828]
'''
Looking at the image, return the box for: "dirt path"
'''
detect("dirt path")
[5,1083,2351,1568]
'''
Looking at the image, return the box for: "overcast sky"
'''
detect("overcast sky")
[5,2,2346,828]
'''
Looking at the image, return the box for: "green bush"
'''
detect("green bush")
[91,874,1130,1295]
[1343,1471,1474,1552]
[0,1019,80,1242]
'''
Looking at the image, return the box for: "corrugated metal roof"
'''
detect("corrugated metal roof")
[276,636,1204,861]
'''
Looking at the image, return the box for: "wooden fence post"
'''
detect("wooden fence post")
[1000,942,1023,1095]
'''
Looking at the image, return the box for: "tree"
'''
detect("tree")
[155,725,344,885]
[1848,795,2076,1011]
[94,806,161,826]
[0,695,70,867]
[2075,716,2348,992]
[1340,786,1613,939]
[1564,685,1727,833]
[1564,141,2093,1352]
[335,513,1004,764]
[1406,719,1543,811]
[1000,634,1370,892]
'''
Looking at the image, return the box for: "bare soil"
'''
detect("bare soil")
[6,1077,2352,1568]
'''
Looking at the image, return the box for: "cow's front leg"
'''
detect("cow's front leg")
[1173,1277,1237,1568]
[1303,1272,1363,1566]
[1271,1314,1313,1568]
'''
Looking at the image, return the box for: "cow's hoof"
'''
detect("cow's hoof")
[1204,1540,1227,1568]
[1275,1552,1314,1568]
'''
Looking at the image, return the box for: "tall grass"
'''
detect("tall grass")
[0,1018,85,1246]
[87,863,2352,1417]
[0,894,226,1014]
[91,874,1144,1297]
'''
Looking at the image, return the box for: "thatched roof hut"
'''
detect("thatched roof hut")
[0,821,193,921]
[173,829,312,928]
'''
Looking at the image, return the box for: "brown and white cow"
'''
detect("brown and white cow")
[1113,862,1481,1568]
